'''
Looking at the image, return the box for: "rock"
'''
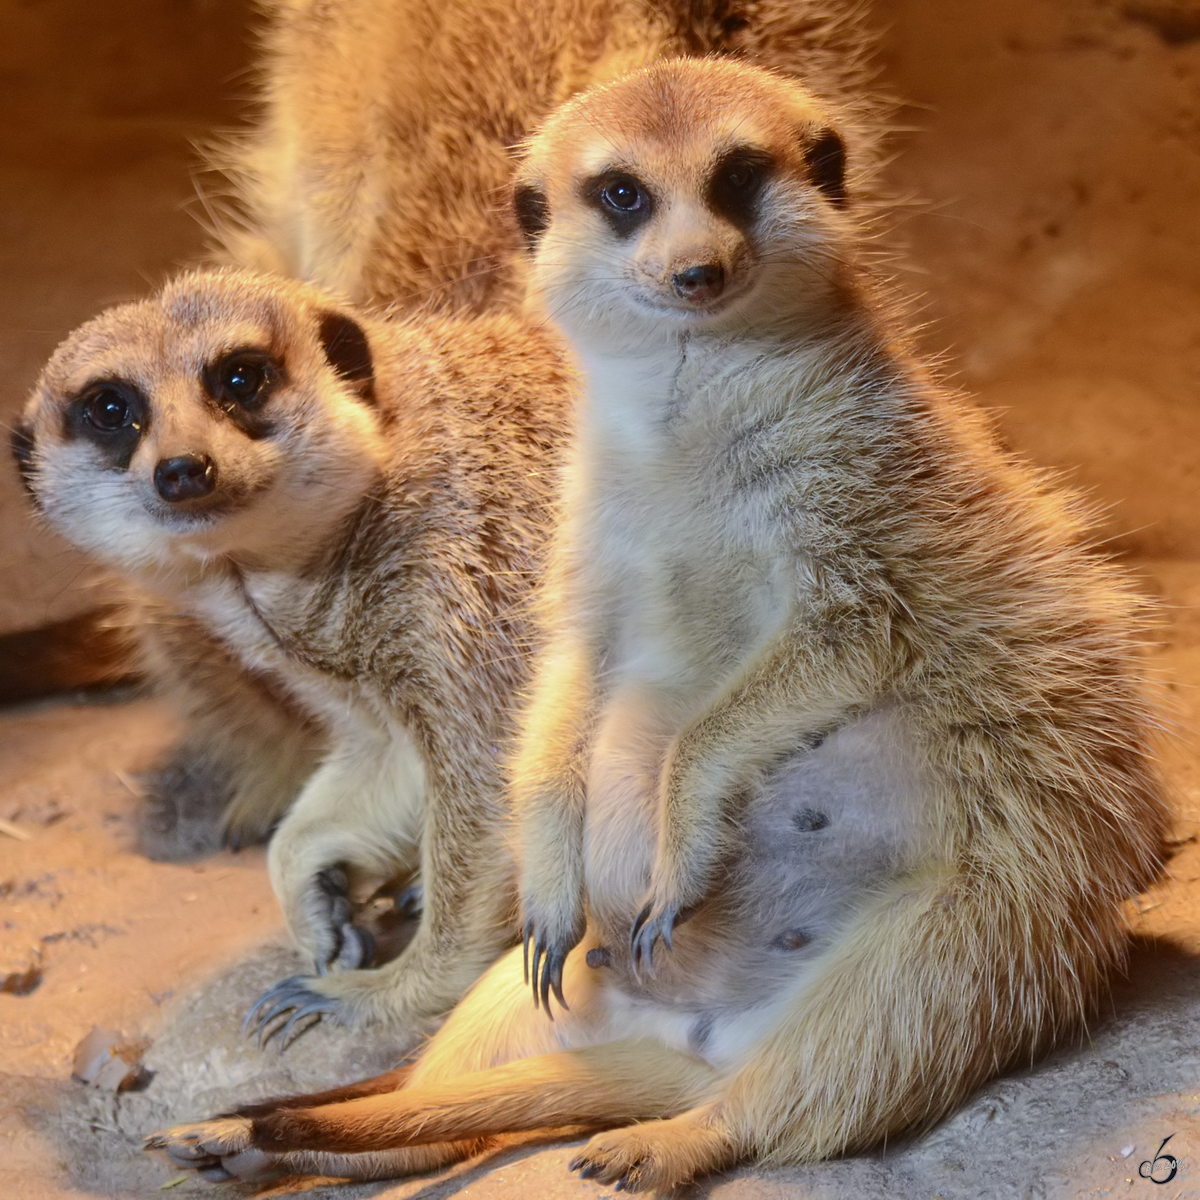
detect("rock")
[0,945,43,995]
[71,1027,150,1092]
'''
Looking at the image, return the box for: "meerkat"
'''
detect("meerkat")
[148,60,1170,1192]
[15,267,573,1042]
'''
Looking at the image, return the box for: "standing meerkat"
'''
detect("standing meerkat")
[15,268,572,1041]
[149,60,1169,1191]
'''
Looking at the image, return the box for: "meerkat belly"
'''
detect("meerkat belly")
[582,472,795,918]
[587,704,936,1066]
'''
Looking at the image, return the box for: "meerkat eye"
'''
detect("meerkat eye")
[586,171,654,236]
[84,387,135,432]
[209,351,277,412]
[708,148,774,229]
[600,176,646,212]
[722,163,758,190]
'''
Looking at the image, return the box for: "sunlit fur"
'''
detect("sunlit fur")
[147,60,1171,1194]
[21,268,573,1039]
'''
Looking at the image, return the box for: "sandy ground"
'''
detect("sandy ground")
[1,562,1196,1199]
[2,0,1199,1197]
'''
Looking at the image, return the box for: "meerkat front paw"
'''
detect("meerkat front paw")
[521,896,584,1015]
[243,973,346,1048]
[630,883,701,975]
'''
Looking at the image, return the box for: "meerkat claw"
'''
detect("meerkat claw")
[630,900,686,975]
[306,866,375,973]
[244,976,341,1047]
[540,945,569,1014]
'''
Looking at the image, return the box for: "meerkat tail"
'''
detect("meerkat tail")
[228,1066,416,1118]
[239,1041,720,1155]
[0,605,142,706]
[241,1142,493,1183]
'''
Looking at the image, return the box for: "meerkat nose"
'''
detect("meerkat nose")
[154,454,217,502]
[671,262,726,303]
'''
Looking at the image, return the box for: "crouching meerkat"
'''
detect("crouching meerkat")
[15,268,571,1041]
[148,60,1170,1192]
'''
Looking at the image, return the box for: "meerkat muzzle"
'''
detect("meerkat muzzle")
[154,454,217,503]
[671,263,726,303]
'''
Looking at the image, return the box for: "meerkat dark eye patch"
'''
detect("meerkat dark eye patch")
[204,349,280,439]
[318,311,376,407]
[583,171,654,237]
[513,183,551,249]
[707,147,775,230]
[10,420,38,502]
[803,128,848,207]
[64,381,149,470]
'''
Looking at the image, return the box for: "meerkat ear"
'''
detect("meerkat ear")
[317,310,376,406]
[10,420,39,503]
[803,128,848,208]
[513,182,551,249]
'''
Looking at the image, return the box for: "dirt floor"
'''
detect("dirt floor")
[1,0,1199,1197]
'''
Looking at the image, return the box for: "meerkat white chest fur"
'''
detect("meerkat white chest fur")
[578,339,805,695]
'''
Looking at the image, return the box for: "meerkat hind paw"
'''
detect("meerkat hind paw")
[145,1117,254,1164]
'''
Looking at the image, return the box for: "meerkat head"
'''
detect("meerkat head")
[514,58,854,346]
[13,269,386,574]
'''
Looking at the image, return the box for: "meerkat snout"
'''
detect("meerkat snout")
[671,262,725,303]
[154,453,217,503]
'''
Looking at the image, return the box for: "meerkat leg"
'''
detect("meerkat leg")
[229,1066,415,1117]
[251,726,517,1036]
[263,720,426,984]
[153,945,714,1180]
[513,635,597,1007]
[634,609,886,969]
[151,1041,718,1171]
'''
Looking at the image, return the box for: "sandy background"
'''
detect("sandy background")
[0,0,1198,1197]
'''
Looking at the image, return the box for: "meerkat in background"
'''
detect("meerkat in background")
[149,60,1169,1191]
[16,268,572,1041]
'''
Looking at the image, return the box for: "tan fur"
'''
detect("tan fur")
[149,60,1170,1192]
[131,602,325,857]
[18,268,572,1039]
